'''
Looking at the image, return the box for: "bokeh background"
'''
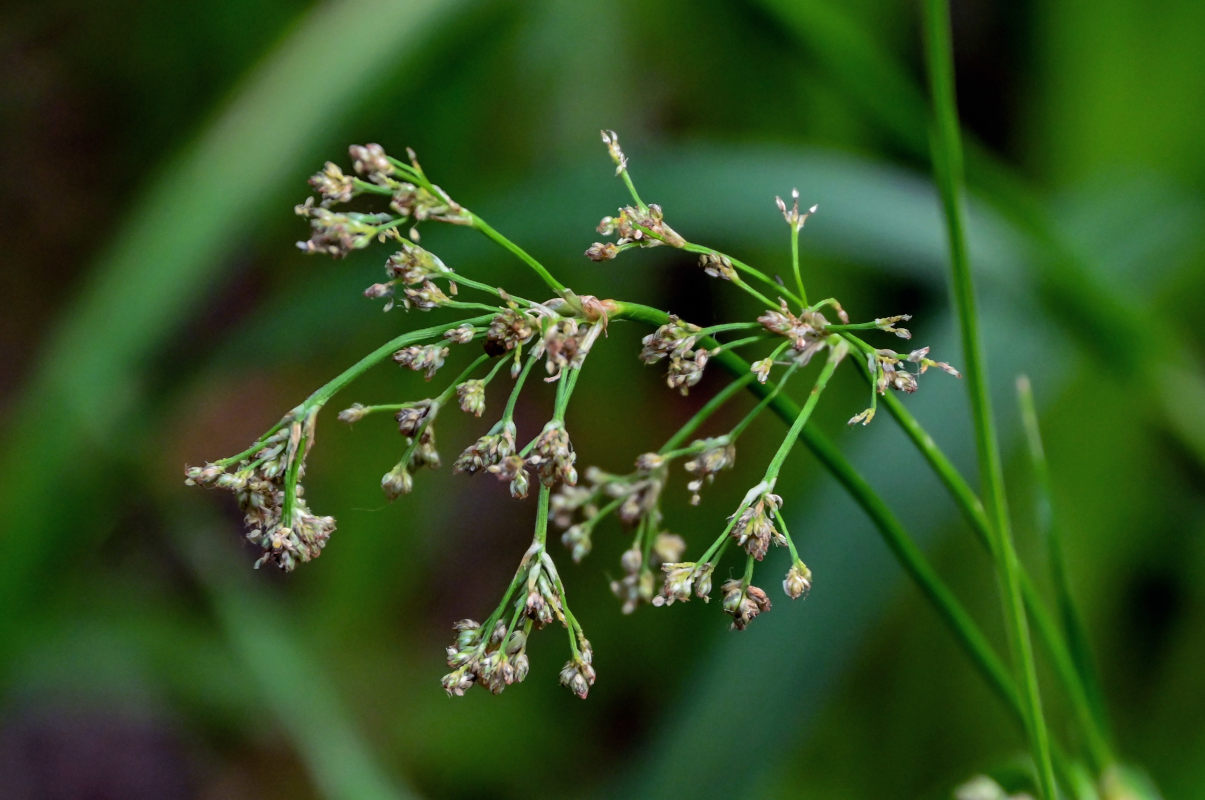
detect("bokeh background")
[3,1,1204,798]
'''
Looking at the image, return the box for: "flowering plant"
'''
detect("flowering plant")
[187,132,961,701]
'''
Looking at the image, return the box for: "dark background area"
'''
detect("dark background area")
[2,1,1204,798]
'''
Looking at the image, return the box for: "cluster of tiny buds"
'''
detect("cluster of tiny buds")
[532,314,604,382]
[348,142,469,227]
[308,161,355,205]
[698,252,736,281]
[393,344,449,379]
[639,316,710,395]
[587,202,686,261]
[775,189,818,233]
[653,561,715,606]
[784,559,814,600]
[442,544,593,699]
[349,143,391,179]
[440,619,531,697]
[394,399,436,437]
[528,421,577,486]
[683,438,736,505]
[874,314,912,339]
[184,412,334,572]
[721,580,773,630]
[731,491,786,562]
[364,242,457,313]
[758,300,840,365]
[484,307,535,356]
[444,323,477,344]
[848,344,960,426]
[559,647,596,699]
[457,380,486,417]
[299,143,471,271]
[294,200,392,259]
[609,533,685,614]
[600,129,627,175]
[454,423,517,476]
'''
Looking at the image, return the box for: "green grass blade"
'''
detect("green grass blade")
[922,1,1058,795]
[1018,375,1114,767]
[177,517,414,800]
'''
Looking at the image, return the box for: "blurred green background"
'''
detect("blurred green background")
[3,1,1204,798]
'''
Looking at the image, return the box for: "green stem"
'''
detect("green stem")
[445,300,502,314]
[534,483,551,547]
[727,343,795,440]
[773,507,802,565]
[467,213,568,296]
[1018,376,1113,767]
[681,243,804,307]
[761,338,845,481]
[790,222,807,307]
[304,314,494,410]
[447,272,536,306]
[280,421,307,528]
[619,168,646,209]
[660,372,758,453]
[697,322,764,337]
[502,353,539,424]
[552,364,583,421]
[214,416,290,467]
[870,369,1114,772]
[922,2,1057,795]
[709,334,767,353]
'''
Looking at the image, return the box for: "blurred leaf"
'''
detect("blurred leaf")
[177,515,414,800]
[0,0,475,664]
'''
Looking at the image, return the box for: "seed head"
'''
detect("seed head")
[456,380,487,417]
[395,400,436,437]
[393,345,449,379]
[349,143,392,178]
[784,560,813,600]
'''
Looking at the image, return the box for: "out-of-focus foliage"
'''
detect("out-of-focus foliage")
[2,1,1203,798]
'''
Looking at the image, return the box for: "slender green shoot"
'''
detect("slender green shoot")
[922,1,1057,795]
[1018,376,1114,765]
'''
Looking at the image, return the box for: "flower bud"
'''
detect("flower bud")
[784,560,813,600]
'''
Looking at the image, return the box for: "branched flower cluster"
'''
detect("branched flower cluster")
[186,409,333,571]
[187,131,960,698]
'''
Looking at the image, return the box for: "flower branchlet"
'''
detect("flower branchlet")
[443,534,594,699]
[185,409,333,572]
[294,200,392,259]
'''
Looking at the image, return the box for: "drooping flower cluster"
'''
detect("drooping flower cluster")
[721,579,773,630]
[441,542,595,698]
[185,410,334,572]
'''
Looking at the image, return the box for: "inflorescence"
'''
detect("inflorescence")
[186,131,958,699]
